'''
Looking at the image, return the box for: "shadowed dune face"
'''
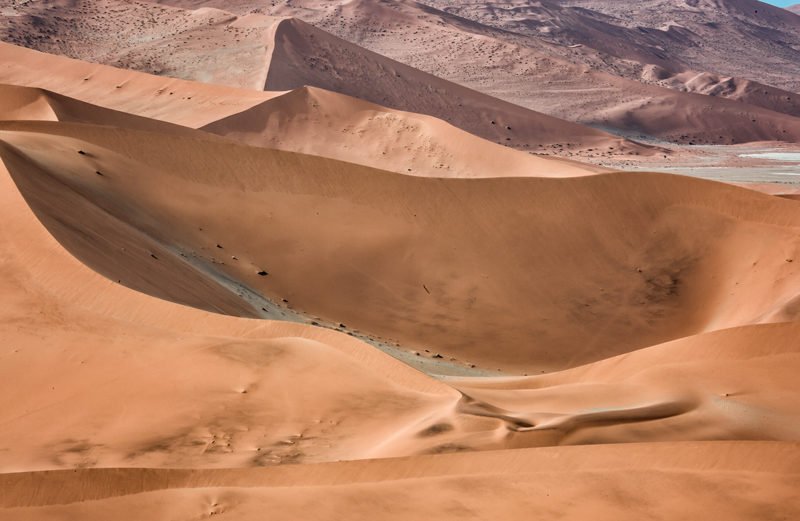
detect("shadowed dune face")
[263,17,648,154]
[2,121,800,373]
[0,145,456,472]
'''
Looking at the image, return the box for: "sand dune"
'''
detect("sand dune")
[1,4,799,519]
[0,42,275,128]
[264,16,646,154]
[2,131,797,474]
[645,69,800,119]
[201,85,605,178]
[0,150,797,490]
[249,0,800,145]
[3,120,800,373]
[0,4,651,156]
[420,0,800,102]
[4,0,800,147]
[0,44,601,178]
[0,84,198,136]
[445,322,800,449]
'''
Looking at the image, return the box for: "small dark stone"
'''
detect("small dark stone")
[77,150,86,155]
[257,270,268,276]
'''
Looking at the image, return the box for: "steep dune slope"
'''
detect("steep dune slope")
[265,17,645,154]
[3,121,800,373]
[241,0,800,144]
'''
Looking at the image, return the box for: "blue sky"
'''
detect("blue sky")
[762,0,795,7]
